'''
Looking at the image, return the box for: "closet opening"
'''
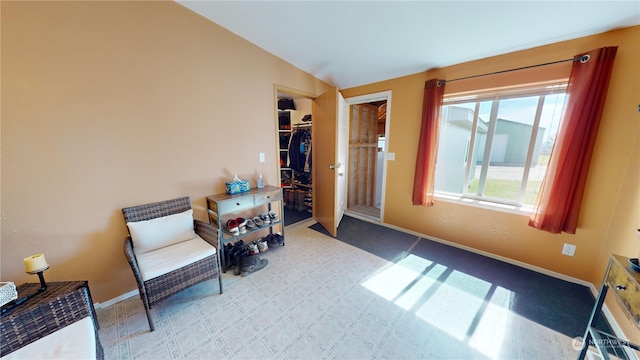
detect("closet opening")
[276,93,314,226]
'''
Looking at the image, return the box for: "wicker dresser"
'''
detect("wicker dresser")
[0,281,103,359]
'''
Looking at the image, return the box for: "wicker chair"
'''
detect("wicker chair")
[122,196,222,331]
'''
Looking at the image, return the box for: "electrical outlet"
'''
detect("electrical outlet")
[562,243,576,256]
[259,153,265,163]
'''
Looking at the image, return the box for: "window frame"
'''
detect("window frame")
[435,82,568,213]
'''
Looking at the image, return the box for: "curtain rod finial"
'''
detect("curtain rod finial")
[580,54,590,63]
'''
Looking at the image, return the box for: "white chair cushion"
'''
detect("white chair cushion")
[127,209,197,254]
[1,316,95,359]
[134,235,217,281]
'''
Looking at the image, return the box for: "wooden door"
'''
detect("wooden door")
[312,87,338,237]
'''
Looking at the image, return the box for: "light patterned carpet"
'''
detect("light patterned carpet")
[97,219,586,360]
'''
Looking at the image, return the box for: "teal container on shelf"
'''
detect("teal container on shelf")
[225,175,250,195]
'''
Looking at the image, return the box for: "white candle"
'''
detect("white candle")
[23,254,49,273]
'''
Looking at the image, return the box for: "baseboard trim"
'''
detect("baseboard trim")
[94,289,138,310]
[375,220,591,287]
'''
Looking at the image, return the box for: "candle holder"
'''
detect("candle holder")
[23,254,49,291]
[1,255,51,314]
[27,265,50,291]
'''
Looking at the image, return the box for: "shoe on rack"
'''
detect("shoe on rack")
[236,217,247,234]
[224,243,235,269]
[257,239,269,252]
[232,239,245,250]
[272,233,285,245]
[268,210,278,221]
[260,213,271,225]
[246,218,257,230]
[226,219,239,236]
[253,216,265,227]
[247,242,259,256]
[265,234,278,246]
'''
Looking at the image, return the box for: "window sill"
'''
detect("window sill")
[435,193,534,216]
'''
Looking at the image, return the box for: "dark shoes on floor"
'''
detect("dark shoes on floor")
[223,233,285,277]
[240,251,268,277]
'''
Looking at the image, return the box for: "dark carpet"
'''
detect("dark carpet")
[310,215,417,262]
[284,207,312,226]
[310,215,616,343]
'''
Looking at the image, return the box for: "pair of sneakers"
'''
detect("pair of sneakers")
[247,239,269,254]
[253,211,276,227]
[245,218,257,230]
[228,211,278,234]
[226,217,247,236]
[262,211,279,223]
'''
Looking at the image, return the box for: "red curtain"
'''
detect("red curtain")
[413,79,445,206]
[529,46,618,234]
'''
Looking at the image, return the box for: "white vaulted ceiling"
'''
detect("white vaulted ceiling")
[177,1,640,89]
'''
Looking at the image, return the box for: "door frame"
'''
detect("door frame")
[344,90,392,223]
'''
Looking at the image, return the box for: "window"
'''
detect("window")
[434,84,567,209]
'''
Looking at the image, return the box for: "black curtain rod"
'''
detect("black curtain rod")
[438,54,590,86]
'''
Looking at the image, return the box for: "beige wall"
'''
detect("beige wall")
[342,26,640,340]
[1,1,329,302]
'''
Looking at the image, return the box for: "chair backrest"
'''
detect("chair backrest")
[122,197,192,231]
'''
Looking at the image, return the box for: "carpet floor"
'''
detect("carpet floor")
[284,207,312,227]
